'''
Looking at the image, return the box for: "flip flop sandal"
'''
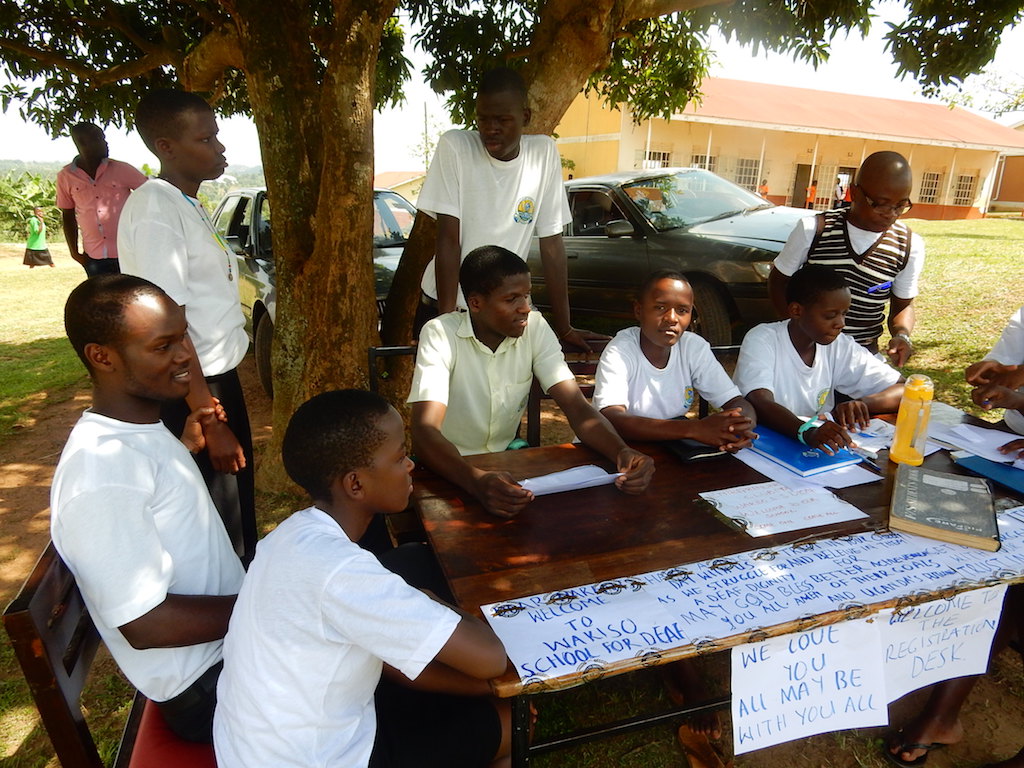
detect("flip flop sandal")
[677,724,726,768]
[882,731,948,767]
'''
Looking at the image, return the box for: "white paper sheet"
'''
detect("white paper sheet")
[699,482,868,536]
[731,619,888,754]
[947,423,1021,463]
[518,465,622,496]
[882,585,1006,702]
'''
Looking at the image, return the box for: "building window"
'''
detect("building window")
[953,173,977,206]
[919,171,942,204]
[691,153,717,173]
[734,158,760,191]
[642,150,672,169]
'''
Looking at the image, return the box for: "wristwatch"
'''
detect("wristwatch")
[797,419,817,446]
[894,332,913,347]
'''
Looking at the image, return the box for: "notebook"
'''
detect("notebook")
[748,424,861,477]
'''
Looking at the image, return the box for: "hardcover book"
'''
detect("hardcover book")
[888,464,999,551]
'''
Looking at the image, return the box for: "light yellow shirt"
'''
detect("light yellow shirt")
[408,310,574,455]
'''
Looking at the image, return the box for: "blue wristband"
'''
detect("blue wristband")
[797,419,817,445]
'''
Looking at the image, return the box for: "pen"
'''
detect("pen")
[866,280,893,294]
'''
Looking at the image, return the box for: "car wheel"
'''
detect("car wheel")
[691,281,732,347]
[255,314,274,399]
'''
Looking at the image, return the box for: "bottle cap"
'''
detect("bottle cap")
[903,373,934,401]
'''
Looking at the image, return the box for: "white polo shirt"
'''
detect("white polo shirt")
[984,305,1024,434]
[408,310,574,455]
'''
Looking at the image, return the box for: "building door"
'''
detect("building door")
[793,164,814,209]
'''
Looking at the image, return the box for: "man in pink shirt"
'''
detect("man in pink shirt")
[56,123,147,276]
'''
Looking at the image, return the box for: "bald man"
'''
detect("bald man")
[768,151,924,367]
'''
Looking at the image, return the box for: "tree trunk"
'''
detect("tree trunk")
[229,0,397,491]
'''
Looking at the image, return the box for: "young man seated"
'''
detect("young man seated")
[408,245,654,518]
[214,390,511,768]
[734,265,904,454]
[52,275,244,742]
[593,269,756,451]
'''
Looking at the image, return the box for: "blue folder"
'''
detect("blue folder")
[952,454,1024,496]
[749,425,861,477]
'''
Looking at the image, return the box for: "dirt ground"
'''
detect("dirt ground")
[3,348,1024,767]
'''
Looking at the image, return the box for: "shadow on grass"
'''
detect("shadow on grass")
[0,336,85,442]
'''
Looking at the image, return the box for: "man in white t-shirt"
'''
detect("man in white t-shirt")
[119,89,255,563]
[594,269,756,451]
[408,245,654,518]
[768,151,924,367]
[735,265,904,455]
[52,275,243,743]
[214,389,510,768]
[416,67,601,352]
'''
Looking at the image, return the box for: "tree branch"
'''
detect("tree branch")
[625,0,732,21]
[181,24,245,92]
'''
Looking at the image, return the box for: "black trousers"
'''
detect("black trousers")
[161,368,257,565]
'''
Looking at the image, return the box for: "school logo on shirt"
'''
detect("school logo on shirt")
[514,197,536,224]
[683,386,695,410]
[816,388,830,411]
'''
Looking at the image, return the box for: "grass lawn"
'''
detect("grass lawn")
[0,247,88,441]
[2,216,1024,767]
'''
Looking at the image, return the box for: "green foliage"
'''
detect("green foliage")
[594,14,712,122]
[884,2,1024,94]
[0,172,59,241]
[0,0,410,136]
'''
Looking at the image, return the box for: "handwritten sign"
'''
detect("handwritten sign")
[482,515,1024,691]
[699,482,867,536]
[883,585,1007,702]
[731,620,887,754]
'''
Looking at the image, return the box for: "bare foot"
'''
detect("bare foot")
[663,660,722,739]
[886,717,964,764]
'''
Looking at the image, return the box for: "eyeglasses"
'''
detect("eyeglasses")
[854,185,913,215]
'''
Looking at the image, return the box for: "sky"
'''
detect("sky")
[2,3,1022,173]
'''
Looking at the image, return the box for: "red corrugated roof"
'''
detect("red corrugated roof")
[374,170,425,188]
[678,78,1024,151]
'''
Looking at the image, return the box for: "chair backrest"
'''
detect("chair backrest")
[4,543,105,768]
[367,344,418,393]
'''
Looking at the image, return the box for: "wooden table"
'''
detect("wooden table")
[411,435,1017,764]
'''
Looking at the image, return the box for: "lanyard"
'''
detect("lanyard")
[175,187,234,282]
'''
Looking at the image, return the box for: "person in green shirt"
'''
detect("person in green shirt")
[24,207,54,268]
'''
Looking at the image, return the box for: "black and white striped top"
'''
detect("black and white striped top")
[805,209,912,346]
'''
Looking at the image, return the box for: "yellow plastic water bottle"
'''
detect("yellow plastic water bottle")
[889,374,934,466]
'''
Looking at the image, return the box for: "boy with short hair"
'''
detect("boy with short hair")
[53,274,243,743]
[118,89,255,563]
[213,390,510,768]
[417,67,600,351]
[734,265,904,454]
[593,269,756,451]
[409,245,654,518]
[769,151,924,366]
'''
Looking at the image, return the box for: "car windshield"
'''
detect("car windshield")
[621,169,769,231]
[373,191,417,247]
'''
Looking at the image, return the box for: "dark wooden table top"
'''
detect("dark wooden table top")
[412,442,903,616]
[412,422,1024,695]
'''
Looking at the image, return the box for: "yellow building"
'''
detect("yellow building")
[555,78,1024,219]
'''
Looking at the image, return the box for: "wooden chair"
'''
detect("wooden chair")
[3,543,216,768]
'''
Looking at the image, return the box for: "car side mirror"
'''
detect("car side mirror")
[605,219,635,238]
